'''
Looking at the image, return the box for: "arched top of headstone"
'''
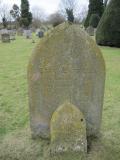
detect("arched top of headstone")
[29,22,105,75]
[51,102,86,144]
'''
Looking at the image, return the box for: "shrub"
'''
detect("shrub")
[96,0,120,47]
[89,14,100,28]
[48,12,65,27]
[84,0,104,28]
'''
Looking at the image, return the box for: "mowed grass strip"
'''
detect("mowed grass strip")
[0,36,120,159]
[0,36,38,136]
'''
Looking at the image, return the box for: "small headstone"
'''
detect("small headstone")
[17,28,23,36]
[28,23,105,139]
[1,33,10,43]
[23,30,32,39]
[0,29,8,40]
[8,30,16,40]
[31,27,36,33]
[35,29,40,36]
[38,31,44,38]
[86,26,94,36]
[0,29,8,34]
[45,102,87,160]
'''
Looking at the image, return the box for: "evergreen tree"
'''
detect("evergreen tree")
[89,14,100,28]
[2,16,7,28]
[20,0,32,28]
[60,0,76,23]
[96,0,120,47]
[66,9,74,23]
[84,0,104,28]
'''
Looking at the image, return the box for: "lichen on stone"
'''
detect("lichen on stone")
[28,22,105,139]
[45,102,87,160]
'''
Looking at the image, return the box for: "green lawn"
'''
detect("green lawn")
[0,36,120,160]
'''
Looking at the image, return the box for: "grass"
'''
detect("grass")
[0,36,120,159]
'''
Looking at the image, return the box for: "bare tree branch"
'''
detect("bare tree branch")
[0,1,10,21]
[59,0,88,23]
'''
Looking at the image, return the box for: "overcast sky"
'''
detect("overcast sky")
[4,0,88,15]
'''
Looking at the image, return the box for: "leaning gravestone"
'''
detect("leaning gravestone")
[45,102,87,160]
[86,26,94,36]
[28,23,105,139]
[1,33,10,43]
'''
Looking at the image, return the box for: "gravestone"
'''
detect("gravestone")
[35,29,40,36]
[38,31,44,38]
[1,33,10,43]
[45,102,87,160]
[28,23,105,139]
[9,30,16,40]
[0,29,8,40]
[17,28,23,36]
[0,29,8,34]
[31,27,36,33]
[23,30,32,39]
[86,26,94,36]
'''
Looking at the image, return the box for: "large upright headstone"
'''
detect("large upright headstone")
[28,23,105,139]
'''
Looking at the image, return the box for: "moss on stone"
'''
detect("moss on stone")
[45,102,87,160]
[28,22,105,139]
[51,102,86,143]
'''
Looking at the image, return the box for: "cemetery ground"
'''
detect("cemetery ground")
[0,36,120,160]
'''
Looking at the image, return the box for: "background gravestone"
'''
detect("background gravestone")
[0,29,8,40]
[8,30,16,40]
[23,30,32,39]
[1,33,10,43]
[38,31,44,38]
[35,29,40,36]
[86,26,94,36]
[45,102,87,160]
[17,28,23,36]
[28,23,105,139]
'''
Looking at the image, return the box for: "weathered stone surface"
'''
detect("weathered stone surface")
[17,28,23,36]
[36,28,44,38]
[45,102,87,160]
[23,30,32,39]
[0,29,8,34]
[86,26,94,36]
[28,23,105,139]
[8,30,16,40]
[1,33,10,43]
[38,31,44,38]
